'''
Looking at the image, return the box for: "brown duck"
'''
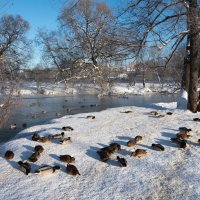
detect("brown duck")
[109,143,121,151]
[4,150,14,160]
[34,145,44,153]
[97,150,110,162]
[59,155,75,163]
[127,139,137,148]
[66,164,80,176]
[130,149,147,158]
[134,136,143,143]
[38,137,51,143]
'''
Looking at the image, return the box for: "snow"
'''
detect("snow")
[0,102,200,200]
[0,82,180,96]
[177,89,188,109]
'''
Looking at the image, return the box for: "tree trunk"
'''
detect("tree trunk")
[187,0,199,113]
[181,37,190,93]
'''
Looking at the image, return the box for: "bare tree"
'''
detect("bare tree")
[121,0,199,112]
[37,0,137,92]
[0,14,30,127]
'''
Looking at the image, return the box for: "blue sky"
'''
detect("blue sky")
[1,0,119,66]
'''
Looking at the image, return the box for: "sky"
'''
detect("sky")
[0,0,120,66]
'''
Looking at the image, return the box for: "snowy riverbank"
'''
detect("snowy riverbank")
[0,103,200,200]
[16,82,179,96]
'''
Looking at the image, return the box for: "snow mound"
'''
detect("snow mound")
[0,105,200,200]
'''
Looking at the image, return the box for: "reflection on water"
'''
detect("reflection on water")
[0,93,178,142]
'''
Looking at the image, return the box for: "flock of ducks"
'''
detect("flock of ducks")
[4,110,200,177]
[4,126,80,176]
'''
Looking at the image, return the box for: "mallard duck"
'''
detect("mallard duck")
[193,118,200,122]
[10,124,17,129]
[135,136,143,143]
[149,111,158,115]
[62,126,74,131]
[59,155,75,163]
[127,139,137,147]
[121,110,132,113]
[86,115,95,119]
[171,138,187,149]
[176,132,191,140]
[34,145,44,153]
[35,165,60,176]
[22,123,27,128]
[97,151,110,162]
[4,150,14,160]
[166,112,173,115]
[28,151,41,163]
[130,149,147,158]
[90,104,96,107]
[179,127,192,132]
[117,156,127,167]
[151,144,165,151]
[109,143,121,151]
[100,146,115,155]
[32,133,40,141]
[56,113,61,117]
[49,132,65,140]
[18,161,31,175]
[38,137,51,143]
[66,164,80,176]
[59,137,72,145]
[157,114,165,118]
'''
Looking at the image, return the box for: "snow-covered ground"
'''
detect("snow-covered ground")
[0,103,200,200]
[14,82,179,96]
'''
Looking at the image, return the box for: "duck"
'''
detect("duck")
[121,110,132,113]
[127,139,137,148]
[32,133,40,141]
[193,118,200,122]
[86,115,95,119]
[4,150,14,160]
[66,164,80,176]
[59,137,72,145]
[28,151,41,163]
[100,146,115,155]
[176,132,191,140]
[179,127,192,133]
[117,156,127,167]
[166,112,173,115]
[59,155,75,163]
[149,111,158,115]
[10,124,17,129]
[56,113,61,117]
[62,126,74,131]
[151,144,165,151]
[49,132,65,140]
[35,165,60,176]
[38,137,51,143]
[130,149,147,158]
[109,143,121,151]
[134,136,143,143]
[18,161,31,175]
[22,123,27,128]
[171,138,187,149]
[157,114,165,118]
[97,150,110,162]
[34,145,44,153]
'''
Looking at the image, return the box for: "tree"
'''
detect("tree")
[38,0,136,91]
[0,14,30,127]
[121,0,199,112]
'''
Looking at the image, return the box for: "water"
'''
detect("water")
[0,93,178,142]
